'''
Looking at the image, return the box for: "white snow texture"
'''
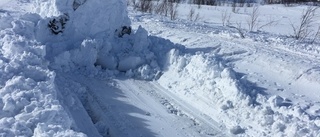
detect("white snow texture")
[0,0,132,136]
[1,0,320,137]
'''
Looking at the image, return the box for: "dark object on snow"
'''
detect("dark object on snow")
[116,26,132,37]
[48,14,69,35]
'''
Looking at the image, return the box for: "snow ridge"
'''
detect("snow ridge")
[157,36,320,137]
[131,8,320,136]
[0,0,133,136]
[0,13,85,136]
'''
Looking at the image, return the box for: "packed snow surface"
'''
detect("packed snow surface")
[1,0,320,137]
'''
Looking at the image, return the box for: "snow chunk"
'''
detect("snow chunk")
[159,50,252,106]
[269,95,292,108]
[0,12,13,30]
[96,56,117,70]
[133,26,149,52]
[118,56,144,71]
[71,39,98,69]
[230,125,245,135]
[34,123,86,137]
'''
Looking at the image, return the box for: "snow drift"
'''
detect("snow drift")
[1,0,320,136]
[0,0,136,136]
[158,48,320,136]
[0,14,86,136]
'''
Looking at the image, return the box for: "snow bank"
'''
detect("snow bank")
[159,49,253,108]
[0,14,85,136]
[158,48,320,136]
[1,0,184,135]
[0,0,135,136]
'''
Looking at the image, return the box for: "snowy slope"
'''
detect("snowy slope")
[1,0,320,137]
[129,4,320,136]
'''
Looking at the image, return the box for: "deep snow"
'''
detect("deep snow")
[129,3,320,136]
[1,0,320,137]
[0,0,131,136]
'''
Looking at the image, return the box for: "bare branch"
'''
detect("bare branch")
[189,7,200,22]
[169,2,179,20]
[155,0,179,20]
[290,6,319,41]
[258,17,279,30]
[221,10,231,26]
[246,6,259,31]
[311,25,320,44]
[228,22,246,39]
[136,0,153,13]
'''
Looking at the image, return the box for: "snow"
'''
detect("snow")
[129,3,320,136]
[1,0,320,136]
[0,0,130,136]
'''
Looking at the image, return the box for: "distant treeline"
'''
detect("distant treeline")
[265,0,319,5]
[154,0,320,6]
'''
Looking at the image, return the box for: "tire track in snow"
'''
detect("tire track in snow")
[64,74,170,137]
[66,74,226,137]
[65,74,135,137]
[121,79,233,137]
[147,81,268,136]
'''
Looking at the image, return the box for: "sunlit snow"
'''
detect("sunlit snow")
[1,0,320,137]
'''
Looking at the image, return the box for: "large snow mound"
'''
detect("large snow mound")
[0,0,136,136]
[33,0,130,40]
[0,14,86,136]
[0,0,184,136]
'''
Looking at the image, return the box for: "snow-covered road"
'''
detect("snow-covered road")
[61,73,230,137]
[1,1,320,136]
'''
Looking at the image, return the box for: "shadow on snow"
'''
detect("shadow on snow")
[55,74,158,137]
